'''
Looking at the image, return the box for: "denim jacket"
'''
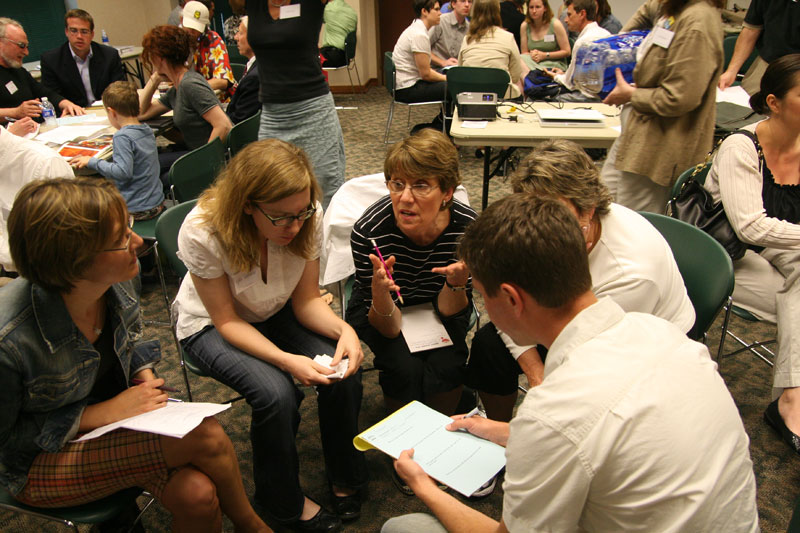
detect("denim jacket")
[0,277,161,494]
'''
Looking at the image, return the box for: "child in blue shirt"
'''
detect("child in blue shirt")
[71,81,164,220]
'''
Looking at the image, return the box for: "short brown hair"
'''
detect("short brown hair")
[8,178,128,293]
[384,129,461,204]
[414,0,439,18]
[102,81,140,118]
[565,0,596,21]
[142,25,192,70]
[65,9,94,31]
[197,139,321,273]
[459,194,591,307]
[511,139,612,217]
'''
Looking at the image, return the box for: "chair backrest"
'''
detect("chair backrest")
[231,62,246,82]
[671,161,712,199]
[344,30,357,63]
[168,137,226,203]
[226,112,261,159]
[445,66,511,102]
[638,211,734,341]
[383,52,396,96]
[155,200,198,280]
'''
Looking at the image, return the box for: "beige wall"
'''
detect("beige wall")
[325,0,379,90]
[78,0,171,49]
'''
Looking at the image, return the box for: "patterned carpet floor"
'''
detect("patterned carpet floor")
[2,86,797,532]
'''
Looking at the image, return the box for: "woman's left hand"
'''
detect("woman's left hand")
[603,68,636,106]
[330,325,364,378]
[432,260,470,288]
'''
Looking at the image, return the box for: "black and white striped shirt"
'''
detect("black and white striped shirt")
[346,195,477,322]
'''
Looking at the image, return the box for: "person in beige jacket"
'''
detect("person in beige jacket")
[599,0,724,213]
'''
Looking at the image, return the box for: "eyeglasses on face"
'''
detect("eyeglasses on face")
[2,37,28,50]
[255,204,316,227]
[386,179,435,198]
[67,28,93,36]
[102,215,135,252]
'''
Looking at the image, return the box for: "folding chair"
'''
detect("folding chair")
[225,112,260,160]
[322,29,362,99]
[168,137,226,203]
[382,52,444,144]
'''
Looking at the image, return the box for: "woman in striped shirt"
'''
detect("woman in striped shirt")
[346,129,477,417]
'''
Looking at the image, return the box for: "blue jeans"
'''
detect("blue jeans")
[181,303,366,522]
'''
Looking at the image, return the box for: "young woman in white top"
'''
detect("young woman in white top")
[174,139,366,531]
[706,54,800,455]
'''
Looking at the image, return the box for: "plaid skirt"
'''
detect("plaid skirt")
[15,429,172,507]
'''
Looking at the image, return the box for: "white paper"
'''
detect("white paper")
[36,124,107,144]
[461,120,488,129]
[313,354,349,379]
[56,113,101,126]
[74,402,230,442]
[354,401,506,497]
[716,86,753,109]
[401,303,454,353]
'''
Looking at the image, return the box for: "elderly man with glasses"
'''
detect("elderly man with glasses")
[40,9,126,109]
[0,18,83,125]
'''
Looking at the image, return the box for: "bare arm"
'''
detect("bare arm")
[290,258,364,376]
[0,100,42,121]
[432,261,470,318]
[520,22,530,53]
[138,72,169,121]
[552,19,571,59]
[192,273,334,385]
[415,52,447,82]
[207,77,231,92]
[202,105,233,143]
[368,254,404,338]
[719,27,760,90]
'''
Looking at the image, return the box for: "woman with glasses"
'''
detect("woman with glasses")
[0,177,270,533]
[346,129,477,420]
[174,139,366,532]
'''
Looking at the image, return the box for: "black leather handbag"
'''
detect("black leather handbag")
[667,131,762,261]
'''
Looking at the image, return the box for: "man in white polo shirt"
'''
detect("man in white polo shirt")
[392,0,447,103]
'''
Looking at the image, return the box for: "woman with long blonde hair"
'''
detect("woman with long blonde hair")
[173,139,366,532]
[458,0,527,98]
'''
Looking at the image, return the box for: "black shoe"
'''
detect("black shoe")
[331,491,361,522]
[390,467,415,496]
[764,399,800,455]
[288,506,343,533]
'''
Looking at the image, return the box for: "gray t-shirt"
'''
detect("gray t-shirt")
[159,70,219,150]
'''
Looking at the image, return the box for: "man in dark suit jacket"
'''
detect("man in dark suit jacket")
[40,9,125,108]
[226,16,260,124]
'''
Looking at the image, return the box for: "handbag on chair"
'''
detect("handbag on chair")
[668,130,764,261]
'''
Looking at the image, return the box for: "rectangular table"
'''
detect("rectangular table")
[450,102,621,209]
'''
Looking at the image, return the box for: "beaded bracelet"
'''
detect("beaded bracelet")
[371,300,396,317]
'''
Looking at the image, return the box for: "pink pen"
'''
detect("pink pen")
[370,238,404,305]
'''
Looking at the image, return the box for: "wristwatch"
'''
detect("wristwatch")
[546,52,550,58]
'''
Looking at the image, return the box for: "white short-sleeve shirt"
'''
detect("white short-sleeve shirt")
[393,19,433,90]
[173,203,322,340]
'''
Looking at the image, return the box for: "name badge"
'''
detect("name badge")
[280,3,301,18]
[231,268,261,294]
[544,34,555,42]
[652,25,674,48]
[5,80,18,95]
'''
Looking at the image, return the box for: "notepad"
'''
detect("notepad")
[354,401,506,497]
[400,303,453,353]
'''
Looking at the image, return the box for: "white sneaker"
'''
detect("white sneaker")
[469,475,497,499]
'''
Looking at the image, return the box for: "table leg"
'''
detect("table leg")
[482,146,492,210]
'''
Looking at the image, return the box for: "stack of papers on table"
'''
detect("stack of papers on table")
[537,108,606,128]
[36,124,109,145]
[73,402,230,442]
[354,401,506,497]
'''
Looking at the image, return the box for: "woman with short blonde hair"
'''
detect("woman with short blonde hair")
[174,139,366,531]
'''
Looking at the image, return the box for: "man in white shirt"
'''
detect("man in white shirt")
[381,194,759,533]
[392,0,447,103]
[0,126,73,272]
[428,0,470,67]
[546,0,609,101]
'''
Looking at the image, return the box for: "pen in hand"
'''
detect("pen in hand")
[131,378,181,393]
[370,238,405,305]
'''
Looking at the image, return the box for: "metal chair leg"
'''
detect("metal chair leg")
[383,100,395,144]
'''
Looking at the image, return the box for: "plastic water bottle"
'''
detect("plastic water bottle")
[40,97,57,127]
[101,29,109,45]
